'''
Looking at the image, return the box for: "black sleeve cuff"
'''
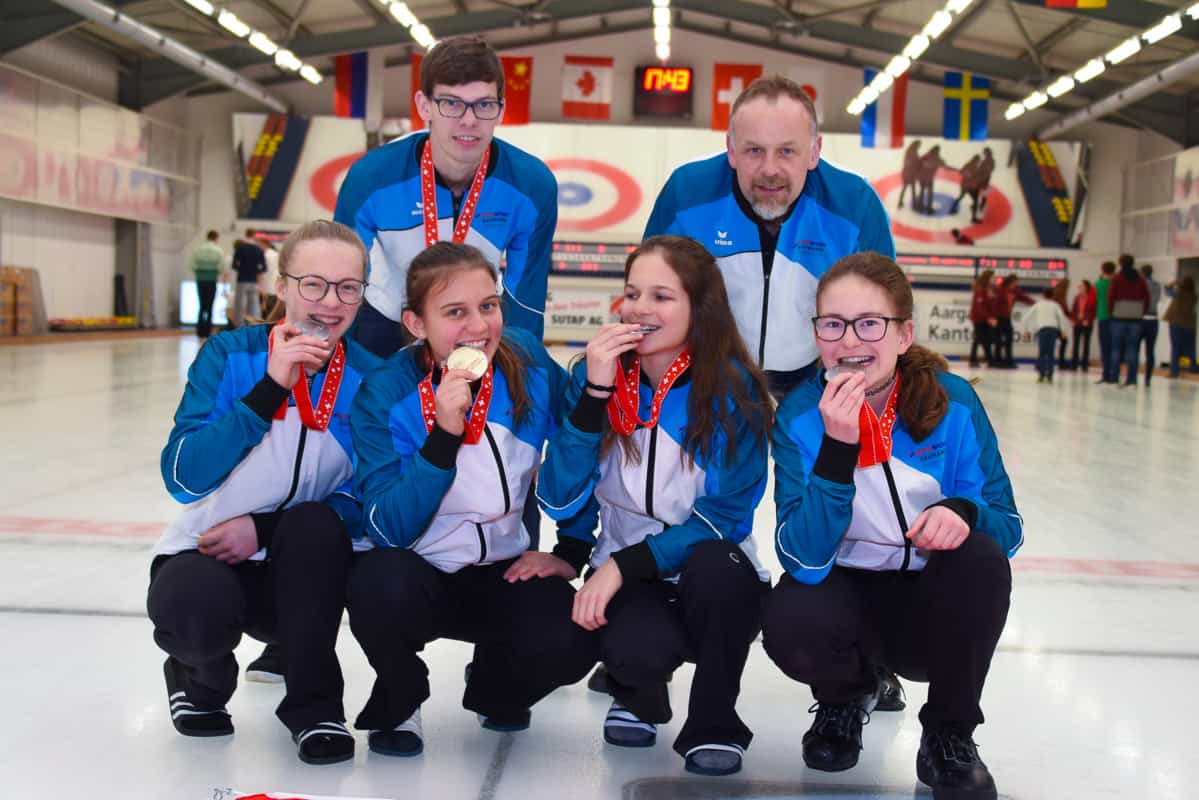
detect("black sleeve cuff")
[551,536,594,577]
[242,375,290,422]
[251,510,285,550]
[611,541,659,582]
[420,424,464,470]
[930,497,979,530]
[813,435,860,484]
[569,391,609,433]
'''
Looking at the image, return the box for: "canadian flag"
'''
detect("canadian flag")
[562,55,613,120]
[711,63,763,131]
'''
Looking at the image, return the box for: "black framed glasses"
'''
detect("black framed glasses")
[812,315,907,342]
[286,273,367,305]
[431,95,503,120]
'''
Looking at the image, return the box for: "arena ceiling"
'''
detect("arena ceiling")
[3,0,1199,144]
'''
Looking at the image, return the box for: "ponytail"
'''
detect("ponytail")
[897,344,949,442]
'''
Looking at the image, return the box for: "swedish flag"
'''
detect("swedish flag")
[943,72,990,141]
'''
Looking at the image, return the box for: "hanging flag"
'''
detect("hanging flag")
[410,53,424,131]
[334,52,368,118]
[1045,1,1106,8]
[860,69,908,149]
[501,56,533,125]
[711,63,763,131]
[364,50,385,130]
[943,71,990,141]
[562,55,614,120]
[786,65,825,126]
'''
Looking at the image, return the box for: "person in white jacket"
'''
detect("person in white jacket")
[1021,287,1071,382]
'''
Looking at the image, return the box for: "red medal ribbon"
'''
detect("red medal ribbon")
[606,350,692,436]
[268,325,346,432]
[856,373,901,469]
[418,363,494,445]
[421,138,490,249]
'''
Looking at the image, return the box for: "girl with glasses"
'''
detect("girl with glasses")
[536,235,774,777]
[345,241,597,758]
[764,252,1021,800]
[148,220,381,765]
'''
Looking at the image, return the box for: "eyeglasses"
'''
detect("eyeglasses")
[812,315,907,342]
[431,95,503,120]
[286,273,367,305]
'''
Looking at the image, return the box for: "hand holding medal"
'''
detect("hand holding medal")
[584,323,646,397]
[420,347,494,442]
[268,320,334,390]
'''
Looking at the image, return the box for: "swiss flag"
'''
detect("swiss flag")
[711,63,763,131]
[501,56,533,125]
[409,53,423,131]
[562,55,613,120]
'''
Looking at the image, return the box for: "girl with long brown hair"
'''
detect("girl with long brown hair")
[536,235,773,777]
[764,252,1021,799]
[344,241,596,759]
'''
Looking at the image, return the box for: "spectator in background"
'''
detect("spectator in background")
[993,275,1034,369]
[1095,261,1117,384]
[968,269,998,368]
[260,238,281,319]
[189,230,224,338]
[1070,279,1096,371]
[1140,265,1161,386]
[1108,254,1150,387]
[1022,287,1070,383]
[1051,279,1071,370]
[1163,275,1199,378]
[231,228,267,327]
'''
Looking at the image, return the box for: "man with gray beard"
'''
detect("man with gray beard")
[644,75,895,398]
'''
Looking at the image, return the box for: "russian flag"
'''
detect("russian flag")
[334,52,368,118]
[860,68,908,149]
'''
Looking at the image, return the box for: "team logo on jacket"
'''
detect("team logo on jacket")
[715,230,733,246]
[795,238,827,254]
[909,441,946,463]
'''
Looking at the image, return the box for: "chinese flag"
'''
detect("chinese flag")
[501,56,533,125]
[711,63,763,131]
[409,53,424,131]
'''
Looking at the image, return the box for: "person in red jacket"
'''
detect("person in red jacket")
[994,275,1034,368]
[1107,255,1150,386]
[1069,280,1097,370]
[968,269,998,368]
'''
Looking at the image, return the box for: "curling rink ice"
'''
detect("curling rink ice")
[1,334,1197,800]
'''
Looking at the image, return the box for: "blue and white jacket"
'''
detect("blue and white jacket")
[644,155,894,375]
[352,327,575,573]
[773,371,1023,584]
[537,360,770,582]
[155,325,382,558]
[334,132,558,338]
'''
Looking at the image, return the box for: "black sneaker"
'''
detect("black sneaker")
[587,664,613,694]
[163,659,233,737]
[916,727,997,799]
[478,709,531,732]
[369,709,423,757]
[683,744,743,776]
[294,721,355,765]
[245,643,285,683]
[802,701,870,772]
[874,665,906,712]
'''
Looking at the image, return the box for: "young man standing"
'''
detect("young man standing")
[1095,261,1116,384]
[335,36,558,358]
[189,230,224,338]
[644,75,895,400]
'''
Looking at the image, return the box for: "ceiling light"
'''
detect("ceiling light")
[299,65,323,84]
[923,10,952,39]
[1046,75,1074,98]
[861,85,879,104]
[947,0,974,12]
[410,24,436,49]
[655,42,670,61]
[248,31,277,56]
[1188,3,1199,21]
[653,0,670,6]
[389,2,417,28]
[885,55,911,78]
[847,99,866,116]
[217,10,251,37]
[1073,58,1105,83]
[654,25,671,44]
[1105,36,1141,65]
[1005,103,1025,121]
[902,35,930,60]
[871,71,894,93]
[183,0,214,14]
[275,49,302,71]
[1023,91,1048,110]
[1142,14,1181,45]
[653,7,670,27]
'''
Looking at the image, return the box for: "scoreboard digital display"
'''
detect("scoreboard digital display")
[897,253,1067,280]
[633,66,693,118]
[551,241,637,277]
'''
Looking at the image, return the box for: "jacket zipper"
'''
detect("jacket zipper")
[645,425,659,518]
[758,270,773,367]
[482,426,511,514]
[275,426,308,511]
[880,461,913,571]
[475,522,488,562]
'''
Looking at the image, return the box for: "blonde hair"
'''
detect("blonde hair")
[266,220,367,323]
